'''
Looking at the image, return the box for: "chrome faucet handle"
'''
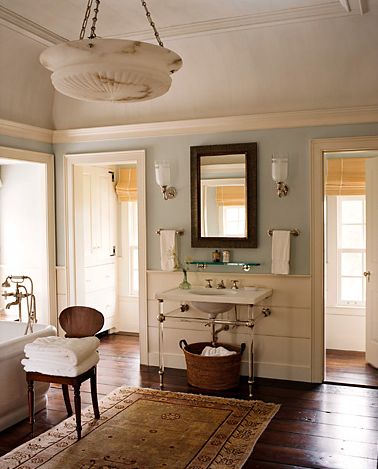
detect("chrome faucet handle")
[205,279,213,288]
[217,280,226,289]
[231,280,239,290]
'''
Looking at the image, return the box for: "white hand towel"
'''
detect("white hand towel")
[24,336,100,365]
[201,346,237,357]
[160,230,179,271]
[21,351,99,377]
[271,230,291,275]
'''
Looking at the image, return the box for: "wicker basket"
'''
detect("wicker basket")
[179,339,246,391]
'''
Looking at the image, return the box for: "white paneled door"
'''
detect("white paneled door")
[74,165,117,331]
[364,158,378,368]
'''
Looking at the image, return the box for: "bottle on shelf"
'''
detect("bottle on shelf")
[212,249,221,262]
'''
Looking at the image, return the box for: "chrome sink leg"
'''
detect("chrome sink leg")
[157,299,165,388]
[247,304,255,398]
[248,337,254,398]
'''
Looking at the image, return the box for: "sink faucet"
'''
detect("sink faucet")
[216,280,226,289]
[205,279,213,288]
[231,280,239,290]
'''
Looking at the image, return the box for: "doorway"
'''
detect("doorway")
[64,150,147,364]
[324,152,378,386]
[310,137,378,386]
[0,146,56,326]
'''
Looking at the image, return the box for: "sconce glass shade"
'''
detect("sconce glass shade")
[155,161,171,187]
[272,156,288,182]
[40,39,183,103]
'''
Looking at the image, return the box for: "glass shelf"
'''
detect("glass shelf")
[188,261,260,271]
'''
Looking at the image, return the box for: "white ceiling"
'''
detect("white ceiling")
[0,0,377,129]
[0,0,370,44]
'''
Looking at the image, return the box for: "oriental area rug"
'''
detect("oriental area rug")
[0,386,280,469]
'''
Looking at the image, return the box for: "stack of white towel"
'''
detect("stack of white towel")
[201,346,237,357]
[22,336,100,377]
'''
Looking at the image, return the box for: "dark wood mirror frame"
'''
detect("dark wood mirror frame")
[190,142,257,248]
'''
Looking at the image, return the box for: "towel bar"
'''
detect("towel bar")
[267,229,300,237]
[156,228,184,235]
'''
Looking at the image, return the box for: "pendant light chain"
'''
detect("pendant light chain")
[80,0,163,47]
[80,0,94,39]
[89,0,101,39]
[79,0,100,40]
[141,0,164,47]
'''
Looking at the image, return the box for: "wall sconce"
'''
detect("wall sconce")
[272,156,289,197]
[154,161,177,200]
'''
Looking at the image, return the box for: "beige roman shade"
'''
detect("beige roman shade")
[216,185,245,206]
[116,168,137,202]
[325,158,366,196]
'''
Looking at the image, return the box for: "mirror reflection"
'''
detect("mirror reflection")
[200,154,246,238]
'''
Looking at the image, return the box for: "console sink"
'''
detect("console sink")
[156,286,273,319]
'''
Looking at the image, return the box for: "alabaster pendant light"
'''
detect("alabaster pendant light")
[40,0,183,103]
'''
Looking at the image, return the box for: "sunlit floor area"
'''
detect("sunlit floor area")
[326,349,378,387]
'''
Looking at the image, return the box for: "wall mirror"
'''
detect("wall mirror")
[190,142,257,248]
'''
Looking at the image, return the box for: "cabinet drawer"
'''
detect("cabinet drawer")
[84,263,116,293]
[84,289,116,319]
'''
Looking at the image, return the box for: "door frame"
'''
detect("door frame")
[310,135,378,382]
[64,150,147,364]
[0,146,57,327]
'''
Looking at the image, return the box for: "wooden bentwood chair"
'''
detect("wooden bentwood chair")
[26,306,104,440]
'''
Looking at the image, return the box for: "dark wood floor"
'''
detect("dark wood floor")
[0,334,377,468]
[326,349,378,387]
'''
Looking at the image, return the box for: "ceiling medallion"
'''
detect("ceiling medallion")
[40,0,183,103]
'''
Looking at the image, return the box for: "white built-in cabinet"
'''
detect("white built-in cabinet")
[74,165,118,331]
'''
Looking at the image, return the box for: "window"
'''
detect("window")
[337,196,366,306]
[221,206,246,237]
[127,201,139,296]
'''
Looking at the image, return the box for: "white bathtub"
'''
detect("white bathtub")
[0,321,56,432]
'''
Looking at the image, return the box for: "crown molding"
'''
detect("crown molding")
[0,5,66,46]
[2,105,377,145]
[0,1,359,47]
[52,105,378,144]
[0,119,53,143]
[110,2,359,42]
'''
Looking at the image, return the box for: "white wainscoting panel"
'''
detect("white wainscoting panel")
[147,271,311,382]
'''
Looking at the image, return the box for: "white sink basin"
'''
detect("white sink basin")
[190,300,234,318]
[189,288,236,317]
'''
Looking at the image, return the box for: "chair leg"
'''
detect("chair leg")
[62,384,73,416]
[90,367,100,419]
[27,378,35,435]
[73,384,82,440]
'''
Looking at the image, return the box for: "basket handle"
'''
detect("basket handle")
[179,339,188,351]
[240,343,246,355]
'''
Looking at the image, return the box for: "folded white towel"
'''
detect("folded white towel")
[24,336,100,366]
[21,351,99,377]
[201,346,237,357]
[271,230,291,275]
[160,230,179,271]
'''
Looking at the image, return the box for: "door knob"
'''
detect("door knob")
[363,271,371,281]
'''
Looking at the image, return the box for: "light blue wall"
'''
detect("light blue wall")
[53,122,378,274]
[0,135,53,154]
